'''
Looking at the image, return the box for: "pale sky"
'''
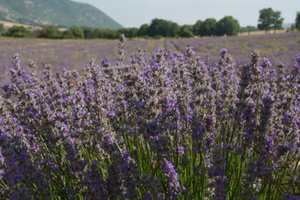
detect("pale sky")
[71,0,299,28]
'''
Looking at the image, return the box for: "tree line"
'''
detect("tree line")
[0,16,241,40]
[0,9,299,40]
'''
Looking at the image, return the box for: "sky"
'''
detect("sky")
[71,0,299,28]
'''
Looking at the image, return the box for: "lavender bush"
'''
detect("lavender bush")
[0,34,300,199]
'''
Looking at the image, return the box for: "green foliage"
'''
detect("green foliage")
[180,30,194,38]
[296,12,300,30]
[216,16,240,36]
[80,26,93,39]
[258,8,284,33]
[89,28,101,39]
[70,26,84,39]
[148,19,165,37]
[89,28,119,39]
[38,25,62,39]
[148,19,180,38]
[291,24,296,32]
[179,25,194,38]
[192,20,203,36]
[138,24,150,37]
[62,30,75,39]
[180,24,192,34]
[119,28,139,38]
[200,18,217,37]
[105,29,119,39]
[258,8,274,32]
[239,27,246,33]
[154,35,163,40]
[168,22,181,38]
[272,11,284,33]
[239,26,260,35]
[0,23,5,36]
[129,28,139,38]
[247,26,259,32]
[6,26,31,38]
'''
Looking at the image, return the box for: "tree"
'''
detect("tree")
[271,11,284,33]
[138,24,150,37]
[291,24,296,32]
[148,19,180,38]
[6,26,31,38]
[62,30,75,39]
[38,25,62,39]
[199,18,217,37]
[70,26,84,39]
[296,12,300,30]
[90,28,101,39]
[216,16,240,36]
[80,26,93,39]
[180,30,194,38]
[128,28,139,38]
[89,28,118,39]
[258,8,284,33]
[239,27,246,33]
[193,20,203,36]
[179,25,194,38]
[0,23,5,36]
[167,22,180,37]
[148,19,167,37]
[105,30,118,39]
[257,8,274,33]
[120,28,139,38]
[246,26,252,35]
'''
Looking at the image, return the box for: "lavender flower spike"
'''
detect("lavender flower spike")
[11,53,21,67]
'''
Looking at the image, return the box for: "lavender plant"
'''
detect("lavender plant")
[0,34,300,200]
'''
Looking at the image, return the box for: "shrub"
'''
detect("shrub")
[6,26,31,38]
[180,30,194,38]
[154,34,163,39]
[38,25,62,39]
[62,30,75,39]
[69,26,84,39]
[0,23,5,36]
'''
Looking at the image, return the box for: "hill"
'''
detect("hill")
[0,0,123,30]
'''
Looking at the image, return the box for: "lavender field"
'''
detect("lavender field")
[0,32,299,88]
[0,33,300,199]
[170,32,300,69]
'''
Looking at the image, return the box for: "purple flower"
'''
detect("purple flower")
[122,148,132,163]
[143,193,152,200]
[162,159,183,196]
[119,34,126,43]
[296,54,300,64]
[184,46,195,58]
[11,53,21,67]
[108,111,115,117]
[101,57,110,68]
[178,146,185,155]
[220,48,229,58]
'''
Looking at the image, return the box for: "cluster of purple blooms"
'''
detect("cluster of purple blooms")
[0,34,300,199]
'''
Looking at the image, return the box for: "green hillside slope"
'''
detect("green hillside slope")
[0,0,123,29]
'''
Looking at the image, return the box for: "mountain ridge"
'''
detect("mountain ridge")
[0,0,123,29]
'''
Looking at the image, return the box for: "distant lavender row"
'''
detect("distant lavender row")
[170,32,300,69]
[0,39,150,87]
[164,40,177,52]
[0,32,299,90]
